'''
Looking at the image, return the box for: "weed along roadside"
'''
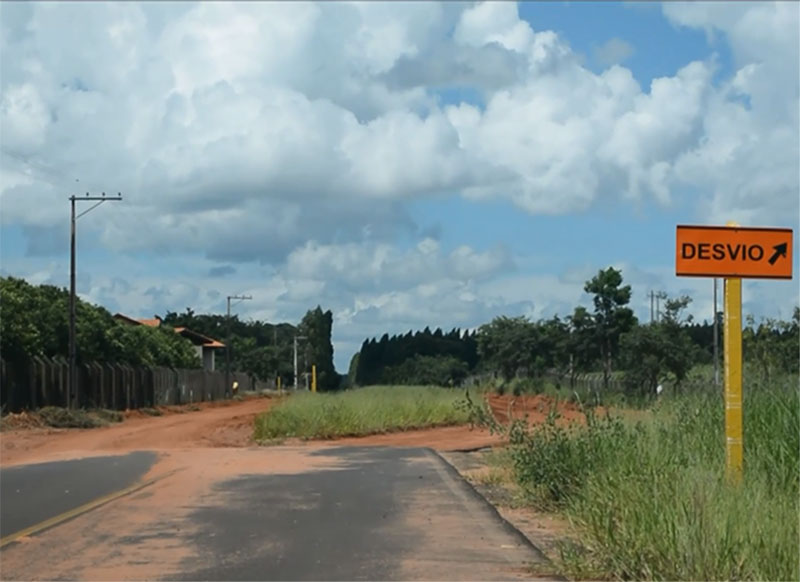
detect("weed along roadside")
[458,382,799,581]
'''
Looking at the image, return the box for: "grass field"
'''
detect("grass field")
[253,385,474,440]
[492,379,799,581]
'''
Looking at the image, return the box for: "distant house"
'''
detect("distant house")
[113,314,225,371]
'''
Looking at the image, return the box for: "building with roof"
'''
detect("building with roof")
[113,314,225,371]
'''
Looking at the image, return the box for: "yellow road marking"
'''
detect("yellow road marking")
[0,474,164,549]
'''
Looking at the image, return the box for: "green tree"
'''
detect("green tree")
[620,295,697,397]
[584,267,637,390]
[476,316,538,381]
[383,354,469,387]
[743,307,800,383]
[0,276,200,369]
[299,306,339,391]
[565,306,599,384]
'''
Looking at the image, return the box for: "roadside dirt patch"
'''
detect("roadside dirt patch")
[487,393,601,425]
[310,424,505,452]
[0,396,277,466]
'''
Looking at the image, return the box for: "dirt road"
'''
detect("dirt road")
[0,397,274,466]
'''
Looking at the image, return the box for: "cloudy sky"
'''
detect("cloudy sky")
[1,1,798,371]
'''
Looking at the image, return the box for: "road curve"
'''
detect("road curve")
[0,451,157,541]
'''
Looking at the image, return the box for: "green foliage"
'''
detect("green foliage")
[299,306,339,391]
[620,295,697,398]
[477,316,539,381]
[475,385,799,581]
[507,409,635,508]
[743,308,799,383]
[584,267,637,389]
[0,277,200,368]
[354,327,477,386]
[162,306,339,387]
[254,385,473,440]
[162,309,298,381]
[382,354,468,387]
[345,351,360,389]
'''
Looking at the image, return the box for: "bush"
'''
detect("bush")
[38,407,104,429]
[507,407,635,507]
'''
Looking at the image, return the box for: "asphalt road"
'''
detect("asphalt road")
[176,446,547,581]
[0,446,553,581]
[0,452,157,539]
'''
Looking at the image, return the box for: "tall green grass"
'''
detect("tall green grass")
[253,385,473,440]
[495,384,799,581]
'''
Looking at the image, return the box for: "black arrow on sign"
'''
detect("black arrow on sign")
[768,242,788,265]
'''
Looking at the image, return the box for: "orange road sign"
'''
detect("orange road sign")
[676,225,793,279]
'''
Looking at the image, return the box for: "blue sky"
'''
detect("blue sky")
[1,2,798,371]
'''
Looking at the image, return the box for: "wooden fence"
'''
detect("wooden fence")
[0,356,266,413]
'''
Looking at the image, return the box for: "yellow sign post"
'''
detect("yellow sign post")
[311,365,317,393]
[723,221,743,481]
[676,222,793,481]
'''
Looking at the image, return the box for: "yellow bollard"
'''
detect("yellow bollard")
[311,365,317,393]
[724,221,743,482]
[277,376,282,394]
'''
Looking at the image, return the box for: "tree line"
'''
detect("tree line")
[1,277,199,369]
[163,305,338,391]
[349,327,478,387]
[1,277,339,390]
[350,267,799,394]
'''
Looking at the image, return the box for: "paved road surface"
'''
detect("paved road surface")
[0,446,552,581]
[0,452,157,539]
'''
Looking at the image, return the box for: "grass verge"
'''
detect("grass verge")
[472,385,799,581]
[254,385,474,440]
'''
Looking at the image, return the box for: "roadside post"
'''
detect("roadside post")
[676,223,793,481]
[311,365,317,393]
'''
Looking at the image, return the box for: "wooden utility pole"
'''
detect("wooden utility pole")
[69,191,122,409]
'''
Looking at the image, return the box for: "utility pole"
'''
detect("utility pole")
[649,290,655,324]
[713,278,719,387]
[293,335,307,390]
[226,294,252,397]
[655,291,667,322]
[69,190,122,410]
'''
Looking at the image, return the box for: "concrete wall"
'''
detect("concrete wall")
[203,348,215,372]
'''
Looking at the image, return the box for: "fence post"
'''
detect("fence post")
[125,365,132,410]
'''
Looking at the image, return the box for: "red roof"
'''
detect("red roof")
[174,327,226,349]
[114,314,225,348]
